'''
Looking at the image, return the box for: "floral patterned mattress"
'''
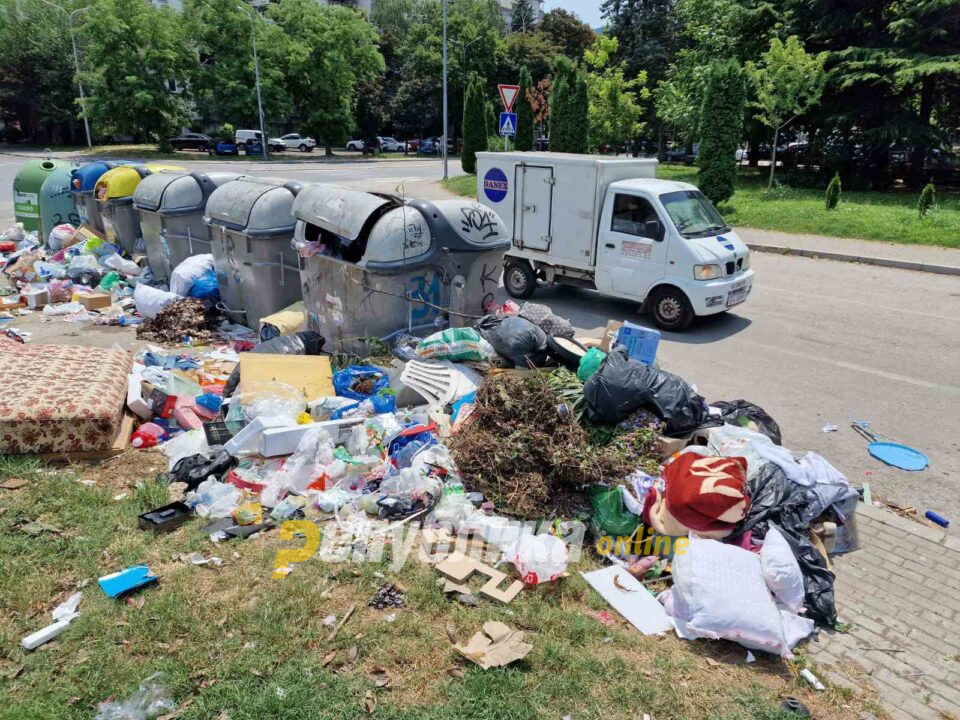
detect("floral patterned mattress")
[0,342,132,454]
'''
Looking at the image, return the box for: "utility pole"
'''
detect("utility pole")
[238,3,268,160]
[442,0,448,179]
[39,0,92,148]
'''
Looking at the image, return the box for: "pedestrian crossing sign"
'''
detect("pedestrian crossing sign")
[499,112,517,137]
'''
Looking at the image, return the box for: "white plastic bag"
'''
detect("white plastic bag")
[42,301,84,316]
[506,534,569,584]
[273,425,335,493]
[185,478,242,518]
[241,381,304,426]
[760,526,806,613]
[134,283,180,319]
[170,253,214,296]
[47,223,76,252]
[161,429,210,471]
[102,252,142,277]
[669,534,814,658]
[94,672,175,720]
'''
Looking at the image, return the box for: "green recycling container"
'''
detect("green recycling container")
[13,158,71,236]
[39,164,80,242]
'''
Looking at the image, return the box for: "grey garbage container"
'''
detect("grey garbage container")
[134,171,239,284]
[293,184,510,348]
[203,176,303,329]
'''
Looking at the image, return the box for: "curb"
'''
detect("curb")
[857,502,957,550]
[746,243,960,277]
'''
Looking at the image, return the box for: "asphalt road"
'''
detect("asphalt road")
[2,151,957,522]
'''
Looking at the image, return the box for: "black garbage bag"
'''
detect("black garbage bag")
[712,399,783,445]
[476,315,549,368]
[171,447,238,492]
[583,347,708,433]
[224,331,326,398]
[731,463,837,627]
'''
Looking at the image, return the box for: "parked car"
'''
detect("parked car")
[169,133,212,152]
[535,136,549,151]
[419,137,458,155]
[345,138,365,151]
[209,138,239,156]
[276,133,315,152]
[235,129,264,152]
[379,137,407,152]
[243,138,265,156]
[405,138,421,152]
[267,137,287,152]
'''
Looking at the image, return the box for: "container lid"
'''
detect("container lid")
[291,184,394,241]
[95,163,186,201]
[70,162,112,193]
[362,206,432,263]
[135,170,241,212]
[204,176,301,234]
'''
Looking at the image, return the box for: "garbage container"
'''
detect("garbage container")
[94,163,184,255]
[203,176,303,329]
[38,163,79,243]
[13,158,71,236]
[70,161,132,234]
[292,184,510,347]
[133,170,240,284]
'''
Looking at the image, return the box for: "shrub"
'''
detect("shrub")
[461,77,487,174]
[825,172,841,209]
[697,60,746,206]
[918,182,936,217]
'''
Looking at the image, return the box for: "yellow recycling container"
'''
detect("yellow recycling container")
[94,163,184,255]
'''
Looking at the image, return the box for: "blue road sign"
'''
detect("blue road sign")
[499,112,517,137]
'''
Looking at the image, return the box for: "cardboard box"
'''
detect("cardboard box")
[239,353,334,402]
[616,321,660,365]
[79,292,112,310]
[23,288,50,309]
[600,320,622,353]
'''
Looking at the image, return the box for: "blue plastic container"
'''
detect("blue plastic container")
[71,161,122,232]
[616,321,661,366]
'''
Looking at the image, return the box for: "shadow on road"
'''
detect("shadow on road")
[664,312,752,344]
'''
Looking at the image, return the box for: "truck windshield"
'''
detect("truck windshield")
[660,190,729,238]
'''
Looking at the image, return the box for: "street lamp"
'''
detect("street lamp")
[38,0,92,148]
[442,0,448,179]
[237,3,268,160]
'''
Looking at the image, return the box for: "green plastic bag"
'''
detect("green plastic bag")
[577,347,607,382]
[415,327,494,362]
[99,271,121,290]
[588,484,641,538]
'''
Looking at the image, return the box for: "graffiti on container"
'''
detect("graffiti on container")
[460,205,501,241]
[403,221,427,254]
[408,271,442,323]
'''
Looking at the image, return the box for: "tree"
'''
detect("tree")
[747,36,827,189]
[585,35,646,152]
[530,77,552,137]
[462,77,487,173]
[266,0,384,155]
[80,0,195,149]
[184,0,291,130]
[697,60,746,205]
[0,0,81,143]
[825,172,841,209]
[510,0,534,32]
[918,183,936,217]
[569,70,590,153]
[549,56,573,151]
[536,8,595,60]
[514,66,535,151]
[505,31,557,84]
[600,0,682,133]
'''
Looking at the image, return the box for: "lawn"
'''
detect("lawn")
[0,455,881,720]
[15,144,438,163]
[444,164,960,249]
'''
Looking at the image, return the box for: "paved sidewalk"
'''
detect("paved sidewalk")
[808,503,960,719]
[738,227,960,275]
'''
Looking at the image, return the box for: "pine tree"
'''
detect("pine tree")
[549,56,574,151]
[461,77,487,174]
[510,0,534,33]
[918,182,936,217]
[515,66,535,151]
[825,172,841,209]
[569,71,590,153]
[697,60,746,206]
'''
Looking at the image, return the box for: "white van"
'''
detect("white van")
[234,129,262,151]
[476,152,754,330]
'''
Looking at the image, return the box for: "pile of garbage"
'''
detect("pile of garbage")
[0,222,223,339]
[17,293,860,671]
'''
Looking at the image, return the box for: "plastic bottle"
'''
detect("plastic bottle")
[131,422,166,449]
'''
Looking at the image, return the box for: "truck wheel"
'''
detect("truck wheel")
[504,262,536,299]
[648,286,694,331]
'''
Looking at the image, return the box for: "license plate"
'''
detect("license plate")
[727,288,748,307]
[731,278,747,291]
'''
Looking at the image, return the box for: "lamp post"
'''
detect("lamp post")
[441,0,448,179]
[38,0,91,148]
[237,3,268,160]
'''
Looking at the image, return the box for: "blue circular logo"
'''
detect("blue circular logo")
[482,167,509,203]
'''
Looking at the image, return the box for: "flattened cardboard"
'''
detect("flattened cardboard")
[436,553,524,604]
[454,621,533,669]
[239,353,334,402]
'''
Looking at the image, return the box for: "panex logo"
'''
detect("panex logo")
[483,167,509,203]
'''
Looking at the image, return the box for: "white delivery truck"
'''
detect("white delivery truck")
[475,152,754,330]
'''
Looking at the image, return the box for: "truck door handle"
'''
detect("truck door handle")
[604,243,615,249]
[522,204,536,212]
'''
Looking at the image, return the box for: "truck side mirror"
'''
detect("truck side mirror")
[644,219,663,241]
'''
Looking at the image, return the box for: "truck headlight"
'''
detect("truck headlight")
[694,264,722,280]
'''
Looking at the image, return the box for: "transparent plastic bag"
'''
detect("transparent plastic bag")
[185,478,242,518]
[161,429,210,471]
[506,534,569,585]
[379,467,442,503]
[430,484,475,525]
[274,425,335,493]
[241,382,305,426]
[102,253,142,277]
[94,672,175,720]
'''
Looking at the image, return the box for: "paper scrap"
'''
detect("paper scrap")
[580,565,674,636]
[453,621,532,669]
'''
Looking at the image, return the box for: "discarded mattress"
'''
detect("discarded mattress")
[0,343,132,454]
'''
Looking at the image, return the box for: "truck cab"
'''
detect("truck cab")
[475,152,753,331]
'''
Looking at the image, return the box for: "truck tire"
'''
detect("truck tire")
[647,286,694,331]
[504,262,537,299]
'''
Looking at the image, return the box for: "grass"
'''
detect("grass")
[443,164,960,249]
[0,456,880,720]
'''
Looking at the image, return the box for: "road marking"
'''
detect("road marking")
[753,283,959,322]
[740,339,960,395]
